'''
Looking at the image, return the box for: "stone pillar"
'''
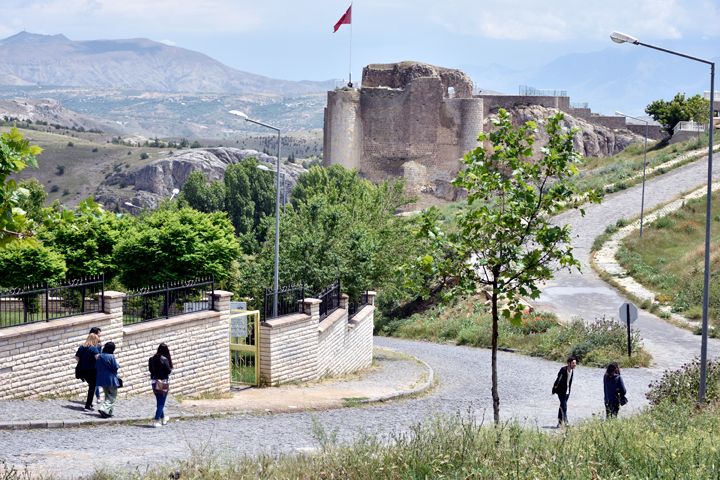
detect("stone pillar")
[101,290,125,315]
[367,291,377,306]
[303,298,322,322]
[211,290,233,312]
[340,293,349,310]
[99,290,125,349]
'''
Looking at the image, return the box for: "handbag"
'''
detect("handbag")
[619,393,628,406]
[75,363,84,381]
[153,379,169,393]
[117,377,124,388]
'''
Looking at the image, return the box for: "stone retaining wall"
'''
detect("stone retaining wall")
[259,293,375,385]
[0,290,232,399]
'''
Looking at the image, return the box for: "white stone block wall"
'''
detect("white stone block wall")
[259,293,375,385]
[0,290,232,399]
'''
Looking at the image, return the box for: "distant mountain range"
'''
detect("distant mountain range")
[0,32,336,96]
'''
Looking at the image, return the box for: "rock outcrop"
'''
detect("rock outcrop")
[95,147,306,211]
[493,105,641,158]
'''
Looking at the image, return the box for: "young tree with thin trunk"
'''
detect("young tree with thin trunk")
[450,109,600,424]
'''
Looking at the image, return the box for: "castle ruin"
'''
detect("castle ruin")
[323,61,661,200]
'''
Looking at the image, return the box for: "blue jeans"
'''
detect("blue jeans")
[153,389,168,420]
[557,394,569,424]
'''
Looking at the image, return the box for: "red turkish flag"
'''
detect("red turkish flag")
[333,5,352,32]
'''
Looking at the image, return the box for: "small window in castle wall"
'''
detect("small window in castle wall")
[448,87,455,99]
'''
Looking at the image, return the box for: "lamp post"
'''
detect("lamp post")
[229,110,282,318]
[611,31,715,404]
[124,201,141,210]
[616,111,649,238]
[170,188,180,201]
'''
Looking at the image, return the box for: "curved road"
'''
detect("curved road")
[2,156,719,478]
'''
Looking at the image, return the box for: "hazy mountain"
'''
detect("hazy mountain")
[0,32,337,96]
[465,47,718,116]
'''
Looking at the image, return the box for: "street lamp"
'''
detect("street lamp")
[124,201,141,210]
[230,109,282,318]
[170,188,180,201]
[611,31,716,404]
[616,111,649,238]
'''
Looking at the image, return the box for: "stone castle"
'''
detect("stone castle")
[323,61,660,200]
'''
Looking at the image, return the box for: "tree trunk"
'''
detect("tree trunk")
[491,286,500,424]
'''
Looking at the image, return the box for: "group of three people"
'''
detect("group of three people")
[552,356,627,427]
[74,327,174,426]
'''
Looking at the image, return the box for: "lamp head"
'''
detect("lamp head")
[256,164,271,172]
[610,31,639,45]
[615,111,626,117]
[124,202,137,208]
[171,188,180,195]
[228,110,249,120]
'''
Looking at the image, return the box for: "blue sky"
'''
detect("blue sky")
[1,0,718,113]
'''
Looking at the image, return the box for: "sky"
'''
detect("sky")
[0,0,719,112]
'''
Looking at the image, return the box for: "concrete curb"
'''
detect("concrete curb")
[0,351,435,430]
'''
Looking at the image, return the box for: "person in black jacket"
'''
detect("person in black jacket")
[74,332,101,410]
[148,343,173,427]
[551,356,577,427]
[603,362,627,418]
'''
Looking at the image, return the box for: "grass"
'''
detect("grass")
[378,294,651,368]
[570,133,719,198]
[9,400,713,479]
[617,190,720,331]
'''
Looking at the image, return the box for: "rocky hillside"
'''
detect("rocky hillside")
[95,147,307,211]
[0,32,336,96]
[496,105,640,157]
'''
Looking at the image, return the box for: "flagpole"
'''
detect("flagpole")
[348,1,353,87]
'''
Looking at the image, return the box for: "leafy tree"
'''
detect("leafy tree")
[0,127,42,244]
[180,171,226,213]
[113,207,240,289]
[645,93,710,134]
[38,199,122,279]
[0,239,66,288]
[15,179,47,223]
[436,109,599,424]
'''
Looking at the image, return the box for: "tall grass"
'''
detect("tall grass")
[378,295,650,368]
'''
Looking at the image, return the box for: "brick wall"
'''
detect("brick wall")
[0,290,232,399]
[259,294,375,385]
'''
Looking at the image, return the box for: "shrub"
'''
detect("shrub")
[66,141,74,147]
[55,165,65,175]
[647,358,720,405]
[140,152,149,160]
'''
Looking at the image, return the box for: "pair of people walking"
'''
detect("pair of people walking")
[552,356,628,426]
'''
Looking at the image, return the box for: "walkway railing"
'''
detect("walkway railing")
[123,277,214,325]
[0,276,105,329]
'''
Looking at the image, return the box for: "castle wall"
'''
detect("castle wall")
[323,88,363,171]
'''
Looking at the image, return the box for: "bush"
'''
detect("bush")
[66,141,74,147]
[140,152,149,160]
[647,358,720,405]
[55,165,65,175]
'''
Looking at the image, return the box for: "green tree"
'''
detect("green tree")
[15,178,47,223]
[180,171,226,213]
[38,199,122,279]
[645,93,711,134]
[0,239,66,288]
[0,127,43,244]
[443,109,599,424]
[113,207,240,289]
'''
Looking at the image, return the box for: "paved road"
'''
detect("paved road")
[0,337,656,478]
[535,155,720,370]
[2,156,718,478]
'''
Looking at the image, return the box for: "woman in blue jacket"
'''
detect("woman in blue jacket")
[95,342,121,418]
[603,362,627,418]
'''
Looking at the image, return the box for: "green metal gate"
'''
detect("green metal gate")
[230,307,260,386]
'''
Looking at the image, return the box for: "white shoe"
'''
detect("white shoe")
[161,416,170,426]
[153,421,162,428]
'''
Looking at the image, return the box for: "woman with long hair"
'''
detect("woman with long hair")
[74,332,100,410]
[603,362,627,418]
[148,343,173,427]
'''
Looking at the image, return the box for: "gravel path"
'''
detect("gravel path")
[2,155,719,478]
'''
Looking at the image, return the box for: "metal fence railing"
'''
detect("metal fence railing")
[673,121,707,133]
[123,277,214,325]
[0,276,105,329]
[316,280,341,322]
[348,291,370,318]
[263,284,304,320]
[518,85,567,97]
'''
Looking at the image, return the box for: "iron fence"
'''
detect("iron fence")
[348,291,370,318]
[518,85,567,97]
[123,277,214,325]
[316,280,341,322]
[0,275,105,329]
[263,284,304,320]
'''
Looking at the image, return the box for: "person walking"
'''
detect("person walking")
[604,362,627,419]
[551,356,577,427]
[89,327,102,404]
[74,332,101,411]
[95,342,121,418]
[148,343,173,427]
